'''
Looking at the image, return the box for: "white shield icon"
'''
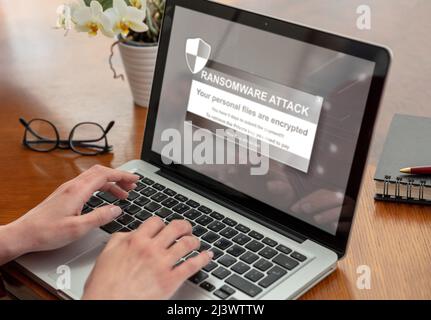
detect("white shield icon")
[185,38,211,74]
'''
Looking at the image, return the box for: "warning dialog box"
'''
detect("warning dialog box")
[185,61,324,173]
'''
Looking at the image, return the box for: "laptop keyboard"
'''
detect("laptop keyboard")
[82,173,308,299]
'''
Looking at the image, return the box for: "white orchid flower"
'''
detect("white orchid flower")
[105,0,148,37]
[72,1,114,37]
[129,0,147,11]
[55,4,73,32]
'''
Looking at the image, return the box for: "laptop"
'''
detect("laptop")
[15,0,390,300]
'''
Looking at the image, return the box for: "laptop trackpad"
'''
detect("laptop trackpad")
[48,243,106,299]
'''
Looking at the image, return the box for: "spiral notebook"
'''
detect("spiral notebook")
[374,114,431,205]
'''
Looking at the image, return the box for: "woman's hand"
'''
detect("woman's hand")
[83,217,212,300]
[0,165,138,265]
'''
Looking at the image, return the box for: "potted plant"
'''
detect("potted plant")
[56,0,166,107]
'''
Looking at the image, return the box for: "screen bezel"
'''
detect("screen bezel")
[142,0,391,257]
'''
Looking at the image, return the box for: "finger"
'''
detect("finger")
[154,220,193,248]
[290,189,344,215]
[166,235,200,264]
[172,251,213,280]
[75,165,139,201]
[77,205,122,233]
[101,183,129,199]
[135,216,166,239]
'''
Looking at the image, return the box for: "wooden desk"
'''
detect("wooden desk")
[0,0,430,299]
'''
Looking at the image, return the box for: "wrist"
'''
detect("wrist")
[0,221,31,265]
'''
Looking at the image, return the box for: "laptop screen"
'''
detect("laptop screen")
[151,6,376,235]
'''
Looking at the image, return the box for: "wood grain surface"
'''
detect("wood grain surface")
[0,0,430,299]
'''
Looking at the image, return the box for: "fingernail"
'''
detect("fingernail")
[207,251,214,259]
[110,206,122,219]
[131,183,138,190]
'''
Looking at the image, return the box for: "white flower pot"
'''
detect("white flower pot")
[118,40,158,108]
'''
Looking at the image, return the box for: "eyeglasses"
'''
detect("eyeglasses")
[19,118,115,156]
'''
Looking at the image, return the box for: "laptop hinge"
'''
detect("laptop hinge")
[156,168,307,244]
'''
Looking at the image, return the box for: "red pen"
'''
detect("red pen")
[400,166,431,174]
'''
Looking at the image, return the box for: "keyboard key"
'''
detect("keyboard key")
[189,271,208,284]
[163,188,176,196]
[276,244,292,255]
[203,261,218,272]
[258,247,278,259]
[144,201,161,212]
[166,213,183,222]
[199,281,215,292]
[172,203,190,214]
[135,210,152,221]
[198,205,212,214]
[231,261,250,274]
[151,192,168,203]
[118,227,131,232]
[248,231,264,240]
[134,172,144,179]
[141,187,157,197]
[240,251,259,264]
[227,245,245,257]
[245,240,264,252]
[128,220,142,230]
[220,227,238,239]
[210,211,224,220]
[134,182,145,191]
[134,196,150,207]
[212,267,231,280]
[258,274,284,288]
[218,255,237,267]
[184,209,201,220]
[117,214,134,226]
[101,220,122,233]
[87,196,103,208]
[125,204,141,215]
[155,207,172,218]
[161,198,178,208]
[235,224,250,233]
[207,221,226,232]
[175,194,188,202]
[192,225,207,237]
[211,248,224,260]
[214,238,233,250]
[222,217,237,227]
[198,241,211,252]
[196,215,213,226]
[152,183,165,191]
[253,259,273,272]
[186,199,200,208]
[220,285,235,296]
[214,289,229,300]
[81,205,92,214]
[202,231,220,243]
[268,265,287,277]
[232,234,251,245]
[127,190,140,201]
[225,274,262,297]
[273,254,299,270]
[262,237,277,247]
[97,191,117,203]
[245,269,265,282]
[258,266,287,288]
[115,199,130,209]
[141,177,154,185]
[291,251,307,262]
